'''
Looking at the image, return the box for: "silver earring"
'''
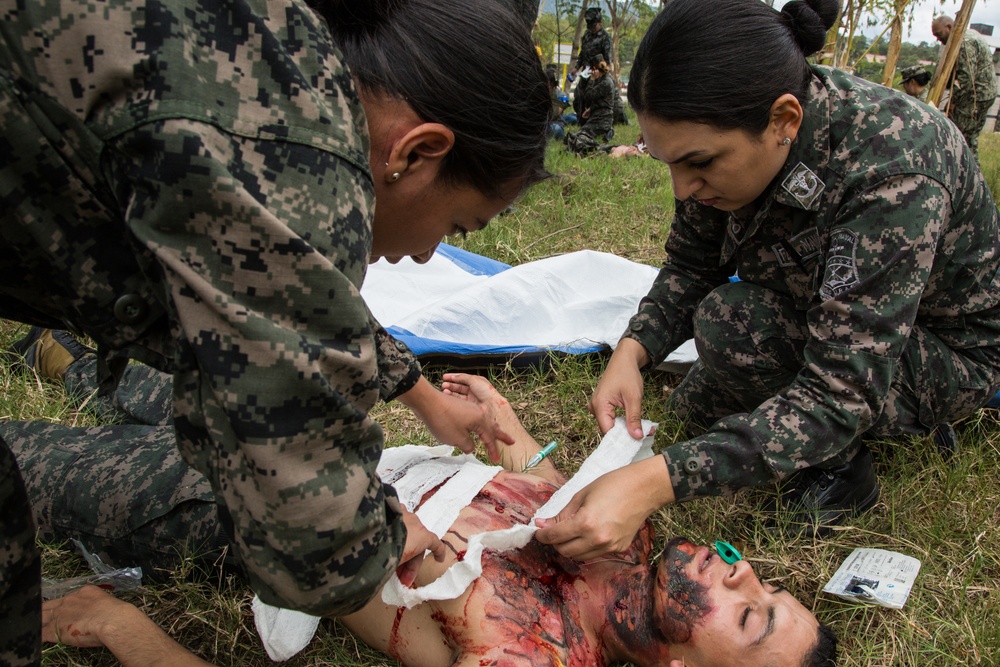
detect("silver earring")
[782,137,791,146]
[390,172,400,182]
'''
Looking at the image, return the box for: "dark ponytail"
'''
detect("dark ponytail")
[628,0,839,134]
[308,0,550,198]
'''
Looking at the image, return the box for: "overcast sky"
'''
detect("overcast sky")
[903,1,1000,42]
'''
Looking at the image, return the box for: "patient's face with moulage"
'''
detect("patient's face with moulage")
[653,537,820,667]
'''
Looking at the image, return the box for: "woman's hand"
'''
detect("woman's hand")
[589,337,650,439]
[534,456,674,560]
[398,376,514,461]
[396,508,446,588]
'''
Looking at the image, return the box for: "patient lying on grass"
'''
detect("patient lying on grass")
[34,374,836,667]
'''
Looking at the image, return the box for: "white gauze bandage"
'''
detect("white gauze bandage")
[381,417,656,608]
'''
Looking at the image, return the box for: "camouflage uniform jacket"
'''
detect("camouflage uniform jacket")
[576,27,613,70]
[950,31,998,115]
[579,73,615,137]
[0,0,417,615]
[624,66,1000,501]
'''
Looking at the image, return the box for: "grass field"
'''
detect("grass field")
[3,124,999,666]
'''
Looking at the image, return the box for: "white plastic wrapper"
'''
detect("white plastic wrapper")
[42,539,142,600]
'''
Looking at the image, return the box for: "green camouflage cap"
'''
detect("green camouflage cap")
[900,65,929,82]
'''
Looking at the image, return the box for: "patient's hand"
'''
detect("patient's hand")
[442,373,555,476]
[441,374,530,442]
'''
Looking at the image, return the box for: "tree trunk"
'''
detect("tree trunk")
[571,5,587,70]
[820,2,844,65]
[881,0,907,86]
[836,0,860,69]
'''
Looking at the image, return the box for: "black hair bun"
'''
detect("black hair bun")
[781,0,839,56]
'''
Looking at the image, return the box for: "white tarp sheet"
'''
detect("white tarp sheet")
[362,244,696,367]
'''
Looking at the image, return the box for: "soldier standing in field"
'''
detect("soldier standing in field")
[932,15,999,158]
[0,0,551,663]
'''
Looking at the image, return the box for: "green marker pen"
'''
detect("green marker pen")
[715,540,742,565]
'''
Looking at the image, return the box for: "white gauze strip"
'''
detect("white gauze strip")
[381,417,656,608]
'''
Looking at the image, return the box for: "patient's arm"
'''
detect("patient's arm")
[441,373,565,485]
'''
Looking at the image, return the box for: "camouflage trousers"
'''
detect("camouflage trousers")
[949,99,993,159]
[2,355,235,582]
[565,128,611,156]
[0,437,41,667]
[668,282,999,463]
[63,354,174,427]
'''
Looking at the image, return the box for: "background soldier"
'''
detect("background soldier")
[931,15,998,158]
[573,7,628,126]
[900,65,932,103]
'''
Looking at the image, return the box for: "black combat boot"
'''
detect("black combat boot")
[767,443,881,538]
[932,422,957,461]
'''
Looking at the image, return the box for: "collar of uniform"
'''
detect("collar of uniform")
[771,68,833,212]
[720,195,775,264]
[721,70,832,262]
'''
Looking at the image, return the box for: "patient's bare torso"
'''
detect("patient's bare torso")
[342,470,652,667]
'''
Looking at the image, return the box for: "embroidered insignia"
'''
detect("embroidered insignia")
[773,228,822,269]
[774,243,796,268]
[820,229,860,300]
[789,228,822,263]
[781,162,825,208]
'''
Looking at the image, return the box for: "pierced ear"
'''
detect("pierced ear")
[386,123,456,178]
[769,93,804,144]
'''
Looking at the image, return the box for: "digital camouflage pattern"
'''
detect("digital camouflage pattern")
[899,65,929,82]
[623,66,1000,502]
[948,30,998,157]
[0,438,41,667]
[0,0,413,616]
[2,420,229,582]
[576,24,613,71]
[899,65,931,103]
[577,72,616,138]
[565,72,616,155]
[573,23,625,125]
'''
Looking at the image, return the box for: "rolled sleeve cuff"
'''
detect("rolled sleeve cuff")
[621,315,672,371]
[382,363,422,402]
[662,441,721,503]
[663,430,784,502]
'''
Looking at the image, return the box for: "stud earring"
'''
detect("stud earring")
[390,172,400,182]
[782,137,791,146]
